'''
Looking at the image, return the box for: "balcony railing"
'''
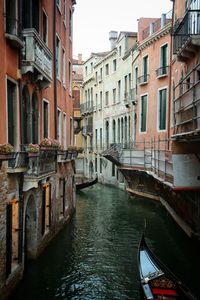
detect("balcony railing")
[107,140,173,184]
[26,150,56,177]
[173,63,200,137]
[80,101,94,115]
[173,9,200,56]
[138,74,149,85]
[82,124,93,136]
[21,29,53,85]
[156,66,169,78]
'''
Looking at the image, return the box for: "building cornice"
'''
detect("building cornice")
[138,23,172,51]
[94,49,117,68]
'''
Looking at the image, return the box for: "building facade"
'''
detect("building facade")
[0,1,76,298]
[81,31,137,186]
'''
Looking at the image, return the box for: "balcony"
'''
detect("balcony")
[138,74,149,85]
[172,63,200,139]
[21,29,53,88]
[156,66,169,78]
[80,102,94,115]
[172,9,200,61]
[82,124,93,136]
[4,15,24,49]
[7,152,28,173]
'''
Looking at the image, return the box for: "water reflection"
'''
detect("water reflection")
[9,184,200,299]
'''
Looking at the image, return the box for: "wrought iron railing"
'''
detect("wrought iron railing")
[173,9,200,54]
[138,74,149,85]
[156,66,169,77]
[8,152,28,169]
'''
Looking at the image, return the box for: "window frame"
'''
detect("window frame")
[157,87,168,132]
[140,93,148,133]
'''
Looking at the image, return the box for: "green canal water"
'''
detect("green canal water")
[9,184,200,299]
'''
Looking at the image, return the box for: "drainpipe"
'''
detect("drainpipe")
[167,0,175,150]
[53,0,57,139]
[18,0,23,149]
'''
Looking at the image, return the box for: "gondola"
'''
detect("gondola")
[138,234,197,300]
[76,176,98,190]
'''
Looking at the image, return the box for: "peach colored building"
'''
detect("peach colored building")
[0,1,76,298]
[136,13,172,149]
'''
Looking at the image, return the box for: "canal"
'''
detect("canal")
[9,184,200,299]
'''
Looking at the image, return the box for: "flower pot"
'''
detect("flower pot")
[0,153,13,160]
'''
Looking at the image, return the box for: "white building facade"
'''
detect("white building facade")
[81,31,138,187]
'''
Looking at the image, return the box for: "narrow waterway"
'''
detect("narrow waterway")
[9,184,200,299]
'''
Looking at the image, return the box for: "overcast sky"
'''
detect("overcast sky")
[73,0,172,60]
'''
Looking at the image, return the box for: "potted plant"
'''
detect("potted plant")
[0,143,14,160]
[51,139,61,149]
[26,144,39,157]
[77,147,84,153]
[40,138,52,149]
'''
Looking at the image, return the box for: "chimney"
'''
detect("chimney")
[161,14,166,28]
[78,53,82,64]
[109,31,118,50]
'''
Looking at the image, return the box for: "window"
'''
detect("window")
[22,0,39,32]
[158,89,167,131]
[118,80,121,102]
[105,63,109,76]
[6,0,17,35]
[69,61,72,95]
[57,109,62,143]
[95,158,98,173]
[112,163,115,177]
[62,48,66,86]
[124,75,128,98]
[128,73,132,94]
[100,128,102,149]
[105,91,109,106]
[70,117,73,145]
[160,44,168,75]
[142,55,148,82]
[41,183,51,236]
[100,158,102,173]
[119,46,121,56]
[7,80,17,147]
[100,68,103,81]
[56,35,60,79]
[56,0,61,11]
[113,59,117,72]
[90,62,93,72]
[135,67,138,94]
[69,9,72,38]
[59,178,66,218]
[85,66,88,76]
[140,94,147,132]
[63,113,67,149]
[113,88,116,104]
[100,91,103,109]
[95,129,98,149]
[63,0,66,24]
[95,71,98,84]
[43,101,49,138]
[95,93,98,109]
[6,199,20,277]
[42,10,48,44]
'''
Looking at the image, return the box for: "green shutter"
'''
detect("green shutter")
[159,89,167,130]
[141,95,147,132]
